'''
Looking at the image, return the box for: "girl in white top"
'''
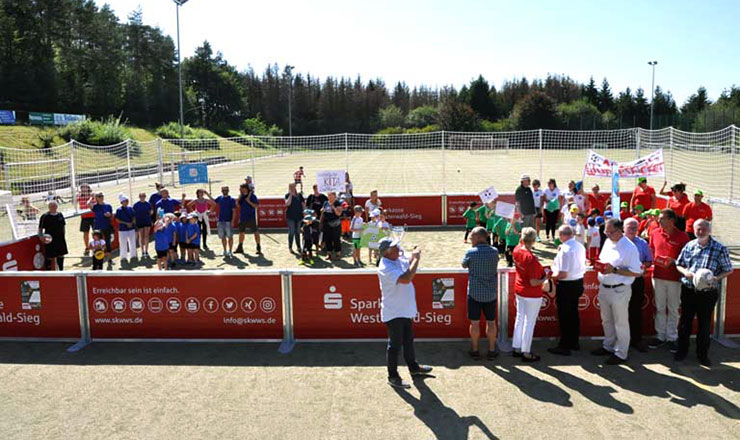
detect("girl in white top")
[350,205,364,266]
[542,179,563,241]
[532,179,544,240]
[368,208,382,262]
[364,190,382,221]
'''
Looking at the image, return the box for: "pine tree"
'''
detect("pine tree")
[597,78,614,113]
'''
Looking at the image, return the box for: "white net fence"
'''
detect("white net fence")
[0,126,738,246]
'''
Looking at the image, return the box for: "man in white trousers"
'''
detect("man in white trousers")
[592,218,643,364]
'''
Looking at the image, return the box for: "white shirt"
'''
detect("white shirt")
[587,226,601,248]
[378,256,417,322]
[552,238,587,280]
[377,220,390,231]
[532,189,543,208]
[350,216,364,239]
[598,236,643,286]
[365,199,381,213]
[574,223,586,245]
[574,193,587,212]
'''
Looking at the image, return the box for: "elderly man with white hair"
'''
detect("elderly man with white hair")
[674,219,733,367]
[592,218,643,365]
[548,224,587,356]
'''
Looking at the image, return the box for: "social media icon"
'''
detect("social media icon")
[260,297,276,314]
[240,297,256,314]
[222,297,237,313]
[204,297,219,313]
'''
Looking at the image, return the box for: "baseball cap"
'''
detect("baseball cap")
[637,177,647,184]
[634,204,644,211]
[371,208,381,217]
[575,180,583,192]
[604,210,613,219]
[570,205,579,213]
[378,237,400,256]
[520,174,530,181]
[695,189,704,196]
[188,212,197,219]
[620,201,628,208]
[596,216,605,225]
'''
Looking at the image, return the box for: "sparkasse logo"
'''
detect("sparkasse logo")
[324,285,342,309]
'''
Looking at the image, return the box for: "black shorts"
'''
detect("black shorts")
[179,242,187,251]
[468,296,496,321]
[169,244,178,251]
[187,242,199,249]
[79,217,95,232]
[101,228,114,252]
[534,211,542,218]
[239,218,258,233]
[156,249,168,258]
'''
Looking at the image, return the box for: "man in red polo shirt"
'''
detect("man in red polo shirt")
[682,189,712,240]
[630,177,656,211]
[647,208,690,351]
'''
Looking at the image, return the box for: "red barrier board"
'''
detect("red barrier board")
[0,236,47,271]
[724,269,740,335]
[87,274,283,339]
[0,275,80,338]
[256,197,287,228]
[353,195,443,226]
[292,272,484,339]
[507,270,657,338]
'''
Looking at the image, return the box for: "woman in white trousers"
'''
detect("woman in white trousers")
[115,194,138,263]
[511,227,552,362]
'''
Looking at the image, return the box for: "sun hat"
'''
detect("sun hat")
[520,174,530,181]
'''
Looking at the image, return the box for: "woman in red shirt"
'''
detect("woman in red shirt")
[682,189,712,239]
[630,177,656,211]
[660,182,689,230]
[77,184,95,256]
[587,184,609,216]
[512,227,551,362]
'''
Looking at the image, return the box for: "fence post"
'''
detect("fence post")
[69,142,77,211]
[730,127,736,201]
[668,127,674,183]
[496,270,512,352]
[67,272,91,353]
[344,133,349,172]
[538,129,543,182]
[441,131,446,195]
[635,128,641,159]
[157,138,164,185]
[250,137,256,181]
[278,270,295,353]
[126,139,133,197]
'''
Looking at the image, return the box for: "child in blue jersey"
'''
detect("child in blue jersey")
[186,213,201,265]
[175,212,188,264]
[165,213,178,268]
[133,192,153,258]
[153,215,172,270]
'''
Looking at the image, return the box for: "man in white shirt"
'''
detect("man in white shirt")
[548,225,587,356]
[377,237,433,389]
[593,218,643,364]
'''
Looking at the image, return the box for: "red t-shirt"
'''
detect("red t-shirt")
[647,220,660,240]
[667,193,689,217]
[78,194,95,218]
[619,210,631,221]
[513,244,545,298]
[649,227,690,281]
[632,185,655,209]
[682,202,712,232]
[588,193,609,215]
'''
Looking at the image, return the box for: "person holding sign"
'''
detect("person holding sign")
[592,218,643,365]
[377,237,432,389]
[647,208,690,351]
[321,192,344,260]
[461,227,499,360]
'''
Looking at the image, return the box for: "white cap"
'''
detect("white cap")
[118,193,129,202]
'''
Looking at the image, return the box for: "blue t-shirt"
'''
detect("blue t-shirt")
[154,226,171,251]
[238,194,259,222]
[176,221,188,243]
[91,203,113,230]
[165,222,177,245]
[186,222,201,246]
[149,192,162,208]
[115,206,136,232]
[156,198,180,214]
[215,195,236,222]
[133,201,152,227]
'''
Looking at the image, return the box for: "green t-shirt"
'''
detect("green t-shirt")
[462,208,477,228]
[546,197,560,212]
[476,205,490,223]
[505,221,522,247]
[486,213,502,232]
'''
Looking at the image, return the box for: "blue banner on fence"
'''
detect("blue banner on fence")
[178,163,209,185]
[0,110,15,125]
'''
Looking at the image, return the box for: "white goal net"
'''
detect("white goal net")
[469,137,509,154]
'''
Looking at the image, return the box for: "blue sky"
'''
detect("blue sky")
[103,0,739,105]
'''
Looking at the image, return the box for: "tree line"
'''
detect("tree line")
[1,0,738,137]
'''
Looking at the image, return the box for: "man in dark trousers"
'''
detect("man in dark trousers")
[377,237,433,389]
[515,174,536,229]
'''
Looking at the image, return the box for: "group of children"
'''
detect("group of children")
[462,201,524,267]
[151,211,202,270]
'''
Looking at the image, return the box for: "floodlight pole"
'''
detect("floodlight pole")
[286,65,294,137]
[648,61,658,130]
[175,0,190,140]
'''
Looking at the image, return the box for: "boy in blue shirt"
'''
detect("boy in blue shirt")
[186,213,201,265]
[89,192,114,268]
[133,192,153,258]
[207,187,237,257]
[153,215,172,271]
[174,212,188,264]
[165,213,178,268]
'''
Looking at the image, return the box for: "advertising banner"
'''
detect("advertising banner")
[354,195,443,226]
[292,272,481,339]
[584,149,665,178]
[29,112,54,126]
[177,163,209,185]
[507,270,657,338]
[87,274,283,339]
[723,269,740,335]
[53,113,85,126]
[255,197,286,228]
[0,110,16,125]
[0,274,80,338]
[0,237,47,271]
